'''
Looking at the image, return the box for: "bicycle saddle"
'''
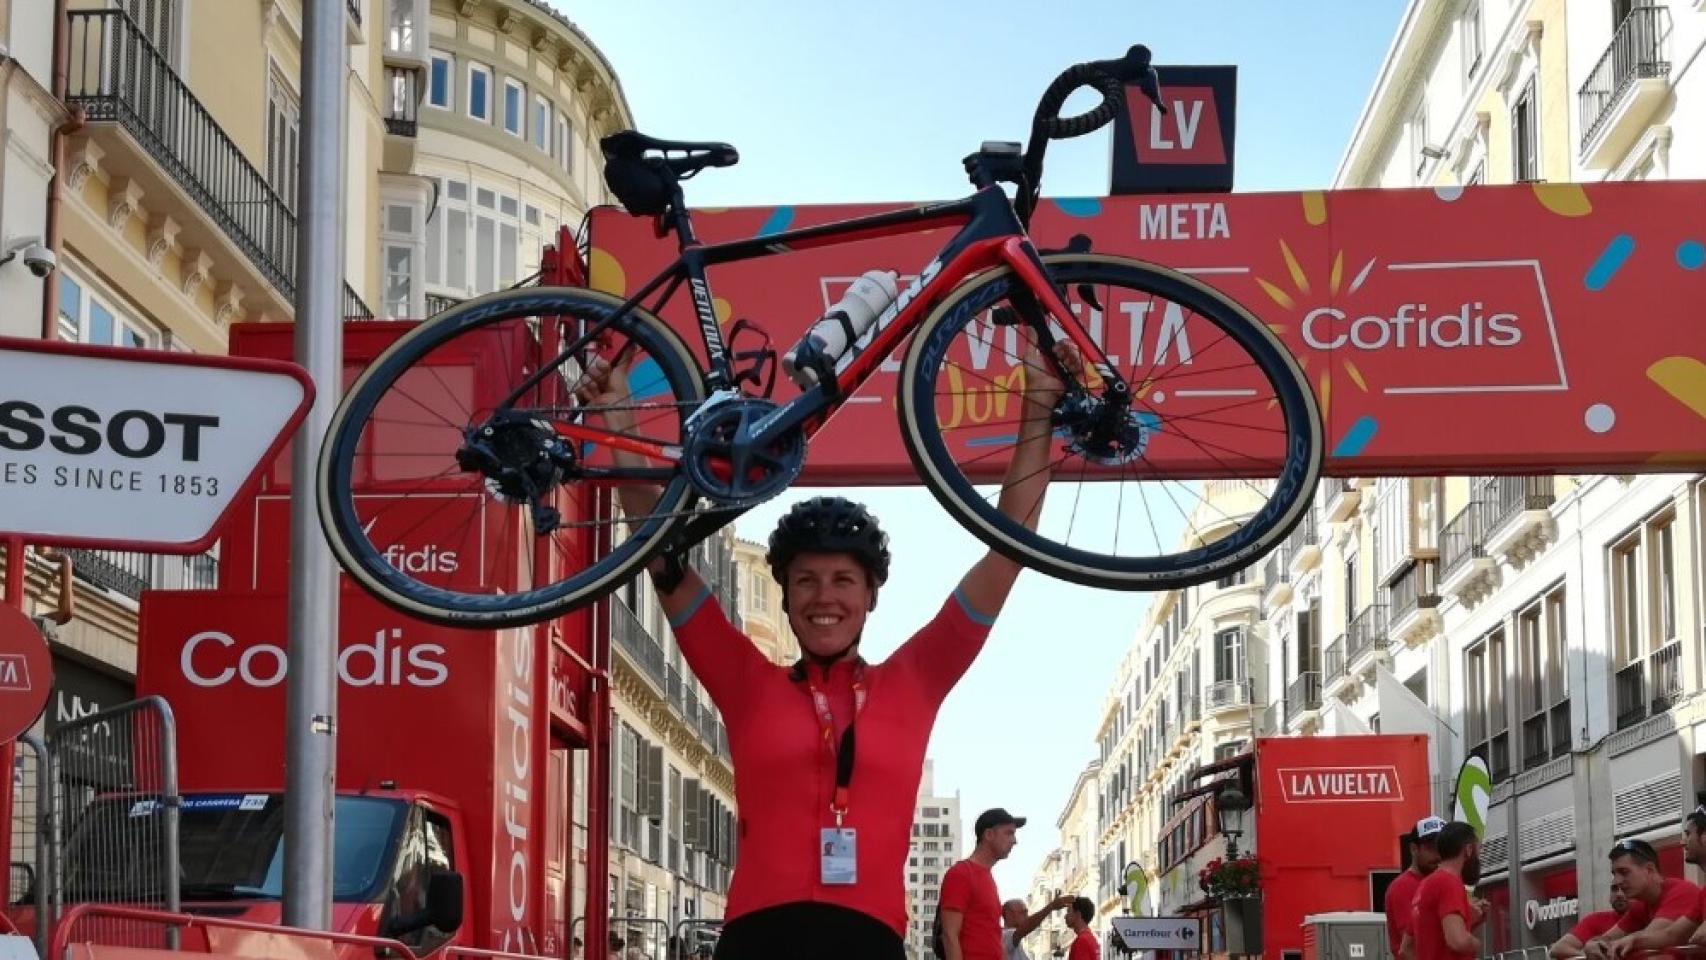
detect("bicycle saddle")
[601,130,739,174]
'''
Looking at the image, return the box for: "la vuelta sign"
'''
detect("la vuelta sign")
[588,180,1706,482]
[1277,765,1404,803]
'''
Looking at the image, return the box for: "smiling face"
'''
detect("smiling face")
[784,553,875,660]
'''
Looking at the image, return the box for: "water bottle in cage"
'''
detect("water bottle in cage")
[781,269,899,389]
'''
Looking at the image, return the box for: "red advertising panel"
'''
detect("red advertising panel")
[1255,735,1430,956]
[588,181,1706,483]
[136,588,550,951]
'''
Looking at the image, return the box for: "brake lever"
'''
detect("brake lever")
[1096,44,1168,115]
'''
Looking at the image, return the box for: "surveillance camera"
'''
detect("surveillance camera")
[20,243,55,277]
[1,236,55,278]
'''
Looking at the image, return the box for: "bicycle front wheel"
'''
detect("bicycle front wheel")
[318,286,707,627]
[897,254,1322,590]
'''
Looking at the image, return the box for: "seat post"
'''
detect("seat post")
[667,183,699,249]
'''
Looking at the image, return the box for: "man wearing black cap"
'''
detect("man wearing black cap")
[940,809,1027,960]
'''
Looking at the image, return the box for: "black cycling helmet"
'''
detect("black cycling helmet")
[766,496,891,587]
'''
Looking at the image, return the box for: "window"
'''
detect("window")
[467,63,491,121]
[557,112,574,172]
[427,52,451,109]
[56,269,157,348]
[1611,533,1643,666]
[1517,584,1570,768]
[1512,78,1538,182]
[267,69,301,209]
[1653,518,1676,647]
[532,95,550,151]
[503,78,524,137]
[386,0,418,58]
[1213,628,1243,684]
[380,199,422,319]
[1467,160,1486,186]
[1462,1,1483,78]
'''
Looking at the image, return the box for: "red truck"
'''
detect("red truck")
[52,320,608,959]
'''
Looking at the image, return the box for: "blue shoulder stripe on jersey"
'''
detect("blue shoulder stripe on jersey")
[669,585,714,628]
[953,587,997,627]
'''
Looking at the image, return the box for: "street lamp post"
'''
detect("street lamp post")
[1214,783,1252,859]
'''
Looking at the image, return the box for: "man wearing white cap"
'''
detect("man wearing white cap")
[1387,816,1446,960]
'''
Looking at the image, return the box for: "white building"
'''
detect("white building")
[1316,1,1706,952]
[906,760,962,960]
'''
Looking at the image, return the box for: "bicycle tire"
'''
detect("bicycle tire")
[896,253,1323,590]
[318,286,707,627]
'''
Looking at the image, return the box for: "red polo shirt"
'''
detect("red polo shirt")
[674,587,994,936]
[1067,928,1100,960]
[1384,868,1424,954]
[1614,877,1702,933]
[940,860,1002,960]
[1569,909,1621,943]
[1413,870,1474,960]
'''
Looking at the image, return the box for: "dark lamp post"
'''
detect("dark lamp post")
[1215,784,1251,858]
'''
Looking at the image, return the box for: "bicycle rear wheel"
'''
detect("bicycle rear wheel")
[897,254,1322,590]
[317,287,706,627]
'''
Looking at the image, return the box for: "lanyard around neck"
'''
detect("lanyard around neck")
[804,662,865,825]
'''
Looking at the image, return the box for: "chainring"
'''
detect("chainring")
[682,396,805,506]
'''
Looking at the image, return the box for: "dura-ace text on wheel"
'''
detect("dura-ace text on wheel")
[317,288,705,627]
[897,254,1323,590]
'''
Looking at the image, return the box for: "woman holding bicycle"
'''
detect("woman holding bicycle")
[582,333,1079,960]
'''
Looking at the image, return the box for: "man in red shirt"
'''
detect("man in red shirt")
[1550,883,1629,959]
[941,809,1027,960]
[1387,816,1445,959]
[1413,821,1483,960]
[1585,838,1701,958]
[1063,897,1099,960]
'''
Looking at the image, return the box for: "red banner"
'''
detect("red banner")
[1254,735,1430,956]
[588,181,1706,483]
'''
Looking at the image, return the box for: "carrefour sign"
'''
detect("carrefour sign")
[0,338,311,551]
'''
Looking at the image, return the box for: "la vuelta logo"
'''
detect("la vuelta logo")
[1251,243,1569,397]
[1277,765,1404,803]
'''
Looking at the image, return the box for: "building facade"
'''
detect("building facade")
[0,1,745,953]
[905,760,962,960]
[1089,481,1271,953]
[731,538,798,667]
[606,527,742,954]
[1310,1,1706,952]
[1026,760,1101,959]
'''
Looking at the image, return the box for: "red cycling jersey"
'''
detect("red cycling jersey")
[672,586,994,935]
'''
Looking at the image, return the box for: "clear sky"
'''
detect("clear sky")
[556,0,1408,904]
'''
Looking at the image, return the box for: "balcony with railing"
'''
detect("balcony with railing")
[1285,671,1322,728]
[1323,634,1347,689]
[1287,509,1321,577]
[65,547,219,601]
[1521,699,1572,771]
[1323,478,1361,523]
[1579,4,1672,167]
[611,601,668,691]
[1439,499,1495,599]
[385,65,420,138]
[1262,543,1293,612]
[1206,679,1253,715]
[425,293,464,315]
[1346,603,1389,669]
[1387,559,1441,646]
[1483,476,1557,564]
[1614,640,1682,731]
[66,9,296,304]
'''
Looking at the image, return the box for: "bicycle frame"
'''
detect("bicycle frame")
[526,185,1128,466]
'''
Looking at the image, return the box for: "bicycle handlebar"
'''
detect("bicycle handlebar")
[1014,44,1166,227]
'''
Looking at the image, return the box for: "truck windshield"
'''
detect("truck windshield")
[61,793,406,903]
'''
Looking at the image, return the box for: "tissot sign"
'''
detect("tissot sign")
[0,339,311,550]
